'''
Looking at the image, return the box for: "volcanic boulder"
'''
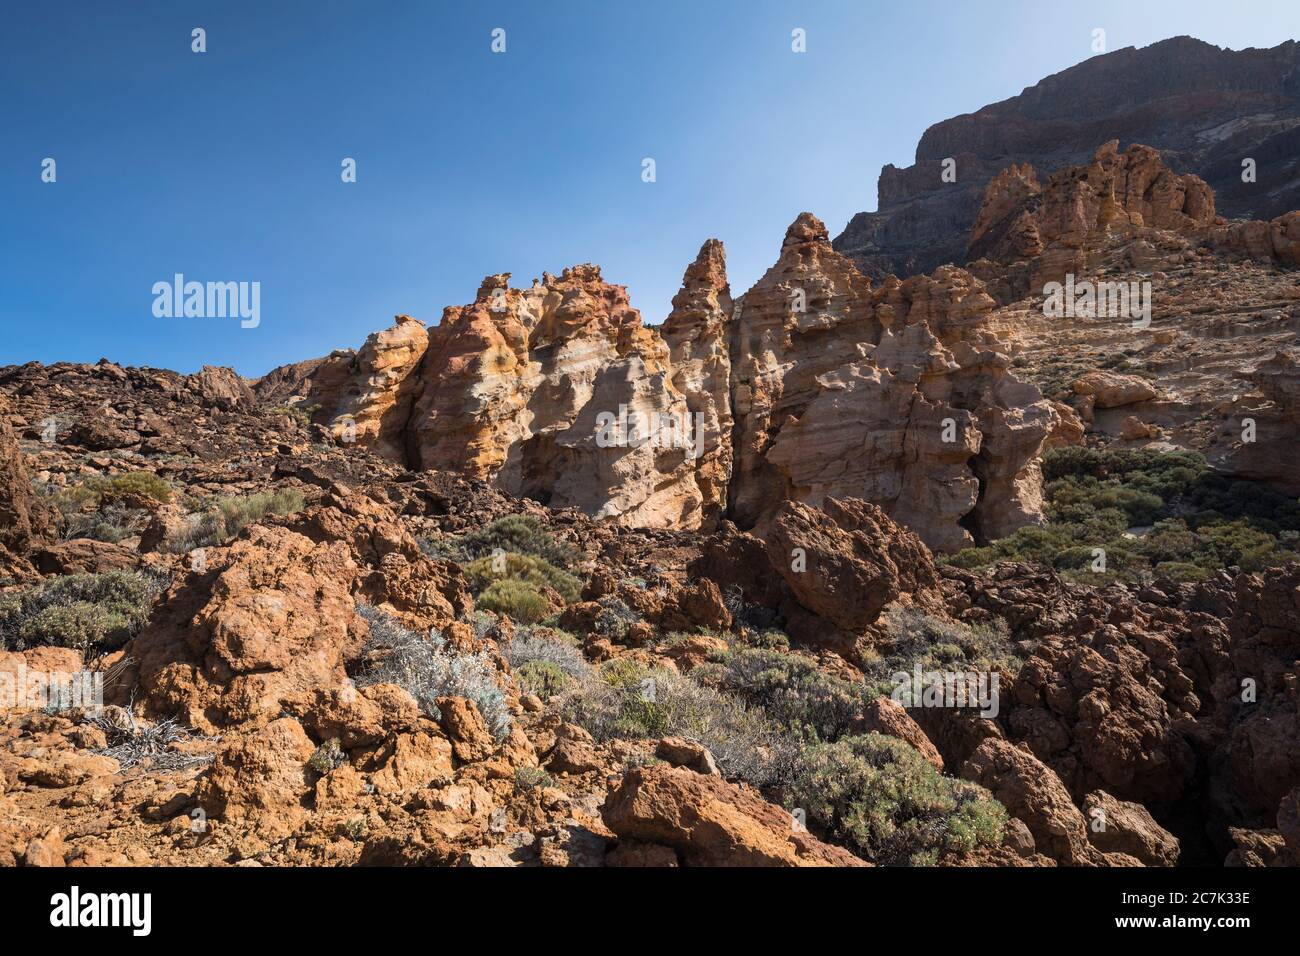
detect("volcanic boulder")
[602,764,867,867]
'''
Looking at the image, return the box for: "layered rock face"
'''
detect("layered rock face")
[1215,351,1300,494]
[282,217,1061,551]
[959,141,1300,494]
[410,266,708,529]
[295,267,711,529]
[325,315,429,460]
[266,133,1298,545]
[833,36,1300,280]
[660,239,735,525]
[1214,210,1300,267]
[729,213,1059,550]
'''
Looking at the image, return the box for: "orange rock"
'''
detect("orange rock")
[368,731,454,795]
[602,764,867,867]
[436,695,496,763]
[1084,790,1180,866]
[970,141,1216,285]
[133,525,362,731]
[961,739,1105,866]
[0,394,54,552]
[196,717,316,836]
[1072,370,1159,409]
[762,497,941,648]
[282,217,1061,552]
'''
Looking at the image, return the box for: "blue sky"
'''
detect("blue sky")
[2,0,1298,376]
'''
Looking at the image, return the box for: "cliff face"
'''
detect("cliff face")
[297,265,714,531]
[966,140,1219,300]
[727,213,1059,551]
[281,215,1061,552]
[834,36,1300,280]
[660,239,735,526]
[411,266,707,529]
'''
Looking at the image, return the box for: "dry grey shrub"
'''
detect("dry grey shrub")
[353,604,511,740]
[503,626,590,679]
[564,660,795,787]
[89,712,215,771]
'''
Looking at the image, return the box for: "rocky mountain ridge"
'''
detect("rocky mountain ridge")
[833,36,1300,280]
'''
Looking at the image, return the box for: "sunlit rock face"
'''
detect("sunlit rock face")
[833,36,1300,281]
[287,216,1060,549]
[661,239,735,527]
[726,213,1058,551]
[321,315,429,462]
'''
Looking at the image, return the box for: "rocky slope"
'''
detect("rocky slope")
[834,36,1300,280]
[1,363,1297,867]
[263,140,1300,551]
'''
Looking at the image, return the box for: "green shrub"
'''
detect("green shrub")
[464,551,581,602]
[168,487,306,551]
[786,733,1007,866]
[54,471,174,510]
[0,571,157,653]
[565,661,791,786]
[62,502,148,543]
[462,549,581,626]
[269,404,313,426]
[308,737,346,774]
[504,626,589,679]
[417,535,461,562]
[945,448,1300,583]
[1152,561,1212,583]
[210,487,306,539]
[458,515,575,568]
[95,471,173,504]
[744,628,791,651]
[589,595,640,641]
[706,647,872,744]
[516,659,572,699]
[561,641,1016,867]
[515,766,554,791]
[867,610,1021,697]
[47,473,173,539]
[353,605,511,739]
[477,578,551,624]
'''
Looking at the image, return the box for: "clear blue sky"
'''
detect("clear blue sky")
[3,0,1297,376]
